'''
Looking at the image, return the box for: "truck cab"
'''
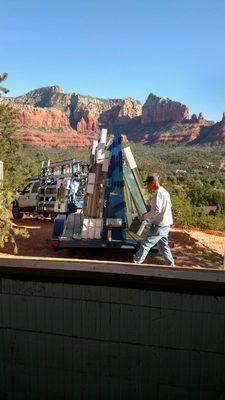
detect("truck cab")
[12,179,40,219]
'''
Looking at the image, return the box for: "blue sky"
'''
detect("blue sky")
[1,0,225,121]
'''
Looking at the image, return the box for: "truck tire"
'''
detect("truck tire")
[12,202,23,219]
[50,212,57,222]
[42,212,50,218]
[12,203,23,219]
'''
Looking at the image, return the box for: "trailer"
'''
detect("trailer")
[52,130,150,250]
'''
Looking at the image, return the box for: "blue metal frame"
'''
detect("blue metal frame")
[102,133,126,241]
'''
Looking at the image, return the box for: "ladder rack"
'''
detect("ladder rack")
[37,159,89,215]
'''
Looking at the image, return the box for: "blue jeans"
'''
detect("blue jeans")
[69,192,75,203]
[133,225,174,265]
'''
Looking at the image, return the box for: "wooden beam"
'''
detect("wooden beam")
[0,256,224,294]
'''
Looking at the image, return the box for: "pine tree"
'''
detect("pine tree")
[0,72,9,94]
[0,73,28,251]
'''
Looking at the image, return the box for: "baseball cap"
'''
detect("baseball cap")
[143,174,159,184]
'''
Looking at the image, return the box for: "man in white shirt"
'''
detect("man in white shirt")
[133,174,175,266]
[69,173,80,203]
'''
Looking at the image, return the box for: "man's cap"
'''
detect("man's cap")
[72,173,78,177]
[143,174,159,184]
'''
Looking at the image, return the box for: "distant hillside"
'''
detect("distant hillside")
[1,86,224,147]
[116,119,208,145]
[191,113,225,145]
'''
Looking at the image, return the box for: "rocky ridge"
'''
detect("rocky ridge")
[16,105,71,130]
[141,93,190,124]
[9,86,139,132]
[2,86,142,147]
[192,112,225,145]
[1,86,224,147]
[15,105,95,148]
[190,112,205,125]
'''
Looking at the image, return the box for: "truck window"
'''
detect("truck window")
[22,182,33,195]
[31,182,40,193]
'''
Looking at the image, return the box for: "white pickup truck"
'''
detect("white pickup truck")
[12,159,88,220]
[12,179,51,219]
[12,175,87,220]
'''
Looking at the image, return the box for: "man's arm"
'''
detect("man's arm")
[139,191,163,222]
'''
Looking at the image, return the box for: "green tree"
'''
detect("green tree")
[0,73,28,251]
[0,73,9,94]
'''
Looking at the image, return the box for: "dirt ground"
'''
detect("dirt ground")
[0,217,224,269]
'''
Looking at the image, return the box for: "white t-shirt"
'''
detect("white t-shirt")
[144,186,173,226]
[69,179,79,194]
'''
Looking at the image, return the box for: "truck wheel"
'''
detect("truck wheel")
[12,203,23,219]
[50,212,57,222]
[42,212,50,218]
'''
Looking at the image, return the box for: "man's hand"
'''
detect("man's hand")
[138,215,145,221]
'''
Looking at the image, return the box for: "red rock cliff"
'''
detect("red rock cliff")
[1,86,224,147]
[13,105,97,148]
[114,98,142,125]
[190,112,206,125]
[141,93,190,124]
[193,112,225,145]
[16,105,71,129]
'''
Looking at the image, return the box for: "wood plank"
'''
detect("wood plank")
[0,256,225,293]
